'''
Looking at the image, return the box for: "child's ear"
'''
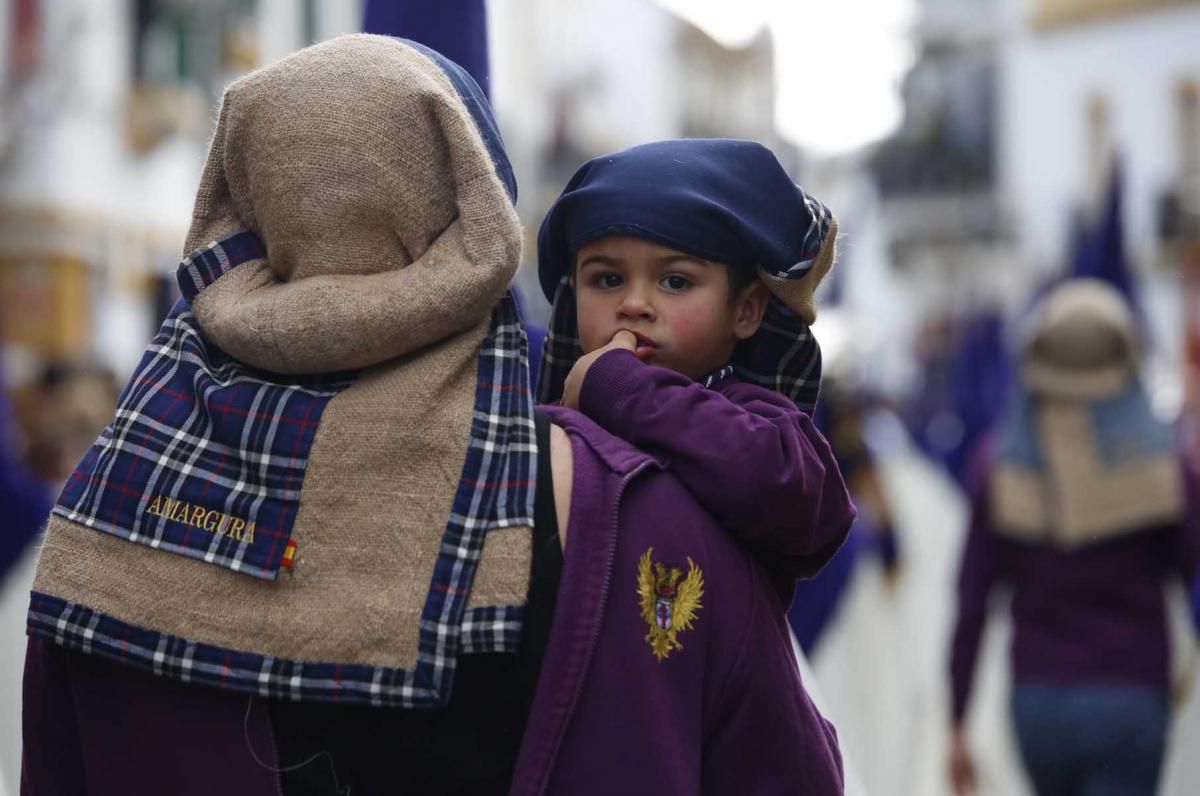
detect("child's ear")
[733,281,768,340]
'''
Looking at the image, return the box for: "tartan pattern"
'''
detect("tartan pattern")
[460,605,526,654]
[177,232,267,301]
[536,277,583,405]
[27,592,528,706]
[53,232,352,581]
[778,189,834,279]
[33,288,537,707]
[700,365,734,389]
[28,592,420,704]
[537,277,823,412]
[731,305,823,411]
[413,290,537,690]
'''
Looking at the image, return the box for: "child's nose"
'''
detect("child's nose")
[616,289,656,321]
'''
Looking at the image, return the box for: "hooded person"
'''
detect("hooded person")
[22,33,540,793]
[23,37,846,795]
[947,278,1200,796]
[0,355,51,583]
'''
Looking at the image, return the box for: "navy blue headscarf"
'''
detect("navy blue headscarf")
[396,37,516,204]
[538,139,827,295]
[535,139,838,412]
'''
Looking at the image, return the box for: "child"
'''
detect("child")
[536,138,856,583]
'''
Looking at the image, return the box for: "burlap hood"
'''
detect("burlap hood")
[29,35,538,708]
[991,279,1183,548]
[183,35,518,372]
[1020,278,1140,401]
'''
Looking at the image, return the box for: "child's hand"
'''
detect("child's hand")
[562,330,641,410]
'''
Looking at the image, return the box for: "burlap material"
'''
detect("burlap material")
[32,35,530,670]
[1020,278,1138,401]
[992,279,1184,548]
[756,218,839,325]
[992,401,1184,548]
[188,35,520,372]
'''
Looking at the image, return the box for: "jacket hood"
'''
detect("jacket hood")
[1021,278,1139,400]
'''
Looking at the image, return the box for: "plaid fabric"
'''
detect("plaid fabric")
[778,190,835,279]
[536,278,582,404]
[700,365,734,389]
[537,277,823,412]
[177,233,267,301]
[33,286,537,707]
[26,592,525,706]
[28,591,421,704]
[54,232,353,581]
[414,290,537,686]
[460,605,526,654]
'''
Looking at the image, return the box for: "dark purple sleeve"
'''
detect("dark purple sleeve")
[22,638,87,796]
[949,462,1005,724]
[579,349,856,579]
[1168,459,1200,581]
[1170,459,1200,633]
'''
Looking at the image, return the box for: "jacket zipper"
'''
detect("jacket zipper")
[531,458,658,795]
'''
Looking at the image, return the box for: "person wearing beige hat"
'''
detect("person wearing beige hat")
[22,35,847,795]
[947,278,1200,796]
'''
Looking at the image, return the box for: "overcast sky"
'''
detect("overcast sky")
[657,0,916,155]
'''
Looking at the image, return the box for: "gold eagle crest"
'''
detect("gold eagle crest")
[637,547,704,662]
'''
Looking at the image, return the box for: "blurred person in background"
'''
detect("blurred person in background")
[18,363,118,490]
[0,357,52,586]
[947,278,1200,796]
[789,378,899,656]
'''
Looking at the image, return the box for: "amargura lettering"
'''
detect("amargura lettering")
[145,496,256,544]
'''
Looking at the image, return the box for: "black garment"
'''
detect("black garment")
[271,412,563,795]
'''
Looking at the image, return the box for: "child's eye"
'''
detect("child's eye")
[593,273,623,289]
[660,274,691,291]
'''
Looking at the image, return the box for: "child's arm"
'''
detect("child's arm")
[575,348,855,578]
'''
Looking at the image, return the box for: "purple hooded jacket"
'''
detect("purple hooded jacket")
[513,404,845,794]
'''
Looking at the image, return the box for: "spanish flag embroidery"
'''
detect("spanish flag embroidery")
[281,540,298,569]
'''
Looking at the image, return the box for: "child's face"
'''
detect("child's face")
[573,236,766,380]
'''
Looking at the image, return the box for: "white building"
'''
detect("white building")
[0,0,360,383]
[0,7,357,788]
[998,0,1200,422]
[489,0,790,321]
[1000,0,1200,271]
